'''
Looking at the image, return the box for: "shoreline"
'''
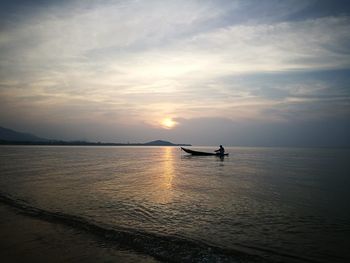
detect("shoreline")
[0,204,159,263]
[0,193,268,263]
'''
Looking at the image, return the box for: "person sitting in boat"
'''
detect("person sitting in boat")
[215,145,225,155]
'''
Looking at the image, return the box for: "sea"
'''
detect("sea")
[0,146,349,262]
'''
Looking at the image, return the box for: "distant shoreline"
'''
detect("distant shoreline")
[0,140,191,147]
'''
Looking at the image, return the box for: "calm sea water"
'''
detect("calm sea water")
[0,146,349,262]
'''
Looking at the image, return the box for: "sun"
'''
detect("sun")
[161,118,177,129]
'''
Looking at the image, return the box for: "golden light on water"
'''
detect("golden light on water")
[161,118,177,129]
[150,147,175,204]
[163,147,174,190]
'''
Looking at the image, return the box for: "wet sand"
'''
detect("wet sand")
[0,204,159,263]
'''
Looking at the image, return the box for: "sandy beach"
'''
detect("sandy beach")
[0,204,159,263]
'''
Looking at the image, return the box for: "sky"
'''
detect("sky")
[0,0,350,146]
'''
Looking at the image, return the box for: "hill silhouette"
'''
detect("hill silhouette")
[0,126,48,142]
[0,126,191,146]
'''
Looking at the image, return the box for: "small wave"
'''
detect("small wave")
[0,192,311,263]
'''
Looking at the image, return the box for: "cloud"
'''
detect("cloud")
[0,0,350,145]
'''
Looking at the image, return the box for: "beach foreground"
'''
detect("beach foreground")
[0,204,159,263]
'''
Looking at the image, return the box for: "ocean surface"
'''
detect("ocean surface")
[0,146,349,262]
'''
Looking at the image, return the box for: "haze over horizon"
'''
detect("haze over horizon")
[1,0,350,147]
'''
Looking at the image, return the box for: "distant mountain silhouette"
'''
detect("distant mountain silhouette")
[144,140,190,146]
[145,140,175,146]
[0,126,191,146]
[0,126,48,142]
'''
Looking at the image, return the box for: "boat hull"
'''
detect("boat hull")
[181,147,229,156]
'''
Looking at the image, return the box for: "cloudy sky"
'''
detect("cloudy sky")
[1,0,350,146]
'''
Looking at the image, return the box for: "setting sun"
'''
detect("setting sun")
[161,118,177,129]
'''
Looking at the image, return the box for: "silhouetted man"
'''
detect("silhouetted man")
[215,145,225,155]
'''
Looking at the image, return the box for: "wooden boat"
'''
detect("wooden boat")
[181,147,229,156]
